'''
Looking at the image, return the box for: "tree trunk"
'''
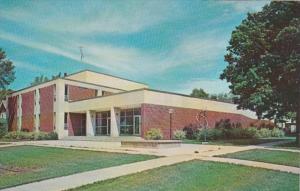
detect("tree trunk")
[296,108,300,147]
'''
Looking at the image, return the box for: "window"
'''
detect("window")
[95,111,110,135]
[102,91,113,96]
[64,113,68,130]
[53,85,56,102]
[64,85,69,101]
[120,108,141,135]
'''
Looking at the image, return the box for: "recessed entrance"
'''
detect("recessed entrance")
[120,108,141,136]
[95,111,111,136]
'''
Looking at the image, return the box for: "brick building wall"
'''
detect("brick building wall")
[40,85,54,132]
[68,85,97,101]
[68,113,86,136]
[21,91,35,131]
[141,103,260,139]
[8,96,17,131]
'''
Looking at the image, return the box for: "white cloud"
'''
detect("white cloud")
[13,60,47,72]
[0,1,181,34]
[221,1,269,13]
[177,78,231,95]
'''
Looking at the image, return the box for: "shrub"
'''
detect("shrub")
[0,119,8,138]
[183,124,198,139]
[271,128,285,137]
[145,128,163,140]
[215,119,232,129]
[3,131,58,141]
[255,128,272,138]
[173,130,186,140]
[241,127,257,138]
[196,128,223,141]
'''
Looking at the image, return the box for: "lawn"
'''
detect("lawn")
[275,141,300,150]
[70,160,299,191]
[183,137,295,146]
[0,145,157,189]
[218,149,300,167]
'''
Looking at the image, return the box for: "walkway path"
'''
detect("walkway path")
[2,155,195,191]
[2,140,299,191]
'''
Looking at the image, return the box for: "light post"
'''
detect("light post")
[168,108,174,140]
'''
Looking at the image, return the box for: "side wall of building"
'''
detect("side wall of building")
[40,85,55,132]
[21,91,35,131]
[8,96,18,131]
[141,103,260,139]
[68,85,97,101]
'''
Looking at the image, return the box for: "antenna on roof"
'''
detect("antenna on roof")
[79,46,84,62]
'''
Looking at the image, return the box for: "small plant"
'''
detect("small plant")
[183,124,198,139]
[196,128,223,141]
[0,119,8,138]
[271,128,285,137]
[145,128,163,140]
[173,130,186,140]
[255,128,272,138]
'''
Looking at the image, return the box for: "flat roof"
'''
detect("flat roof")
[65,69,148,86]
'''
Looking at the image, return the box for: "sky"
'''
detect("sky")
[0,0,269,94]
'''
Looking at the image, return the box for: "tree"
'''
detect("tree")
[30,72,62,86]
[220,2,300,145]
[0,49,15,90]
[190,88,209,98]
[30,75,49,86]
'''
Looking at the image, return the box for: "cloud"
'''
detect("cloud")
[177,78,231,95]
[13,60,47,72]
[220,1,269,13]
[0,1,181,34]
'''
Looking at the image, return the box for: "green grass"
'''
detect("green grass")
[70,160,299,191]
[275,141,300,150]
[183,137,294,146]
[218,149,300,167]
[0,145,157,189]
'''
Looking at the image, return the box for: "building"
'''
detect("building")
[3,70,260,139]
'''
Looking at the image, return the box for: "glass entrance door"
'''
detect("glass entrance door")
[133,115,141,135]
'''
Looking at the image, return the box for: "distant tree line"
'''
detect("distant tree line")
[190,88,234,103]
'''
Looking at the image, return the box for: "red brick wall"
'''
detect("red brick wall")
[21,91,35,132]
[141,104,260,139]
[8,96,18,131]
[68,85,97,101]
[40,85,54,132]
[68,113,86,136]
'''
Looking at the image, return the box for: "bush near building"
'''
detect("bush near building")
[0,118,8,138]
[2,131,58,141]
[183,119,285,141]
[145,128,163,140]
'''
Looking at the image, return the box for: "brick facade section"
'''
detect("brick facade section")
[68,113,86,136]
[8,96,17,131]
[40,85,54,132]
[21,91,35,132]
[68,85,97,101]
[141,103,261,139]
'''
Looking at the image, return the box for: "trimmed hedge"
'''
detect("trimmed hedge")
[0,119,8,138]
[2,131,58,141]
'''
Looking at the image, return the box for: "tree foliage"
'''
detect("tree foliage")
[0,49,15,90]
[190,88,209,98]
[220,2,300,119]
[30,72,62,86]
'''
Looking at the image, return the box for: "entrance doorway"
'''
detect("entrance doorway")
[95,111,111,136]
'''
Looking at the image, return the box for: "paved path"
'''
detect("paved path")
[197,156,300,174]
[2,155,195,191]
[2,140,299,191]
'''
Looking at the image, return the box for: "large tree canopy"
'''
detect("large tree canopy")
[0,49,15,90]
[220,2,300,145]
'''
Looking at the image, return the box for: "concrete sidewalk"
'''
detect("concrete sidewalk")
[2,155,195,191]
[197,156,300,174]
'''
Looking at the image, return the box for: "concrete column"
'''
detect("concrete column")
[110,107,120,137]
[55,79,66,139]
[34,89,40,132]
[86,110,95,136]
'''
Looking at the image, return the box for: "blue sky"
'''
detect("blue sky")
[0,0,268,94]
